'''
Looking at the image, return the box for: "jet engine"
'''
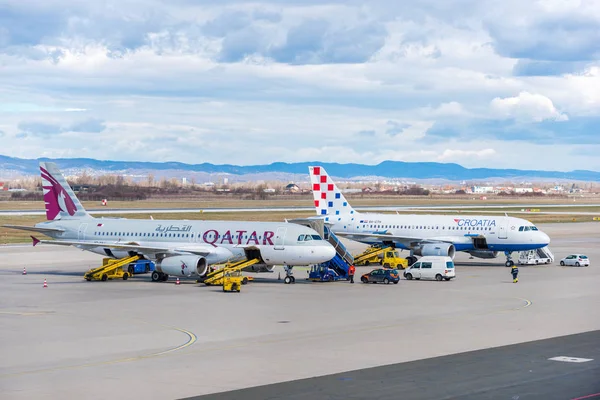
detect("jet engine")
[157,256,209,277]
[413,243,456,259]
[467,250,499,259]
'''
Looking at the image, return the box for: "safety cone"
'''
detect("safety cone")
[43,279,47,288]
[22,267,27,275]
[176,278,180,285]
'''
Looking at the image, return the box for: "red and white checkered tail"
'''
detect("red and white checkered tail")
[308,166,355,217]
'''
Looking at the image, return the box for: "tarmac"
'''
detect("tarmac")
[0,222,599,399]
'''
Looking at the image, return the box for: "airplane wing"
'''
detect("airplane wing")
[4,224,65,234]
[33,239,216,257]
[334,231,463,248]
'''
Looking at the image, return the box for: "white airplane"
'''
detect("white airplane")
[5,162,336,282]
[308,166,551,267]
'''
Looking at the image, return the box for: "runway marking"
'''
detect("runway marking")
[0,310,55,316]
[548,356,594,363]
[0,324,197,378]
[571,393,600,400]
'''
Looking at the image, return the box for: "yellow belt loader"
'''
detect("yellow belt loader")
[353,245,390,266]
[203,258,260,287]
[84,255,140,281]
[354,246,408,269]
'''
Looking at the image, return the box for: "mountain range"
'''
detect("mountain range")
[1,155,599,183]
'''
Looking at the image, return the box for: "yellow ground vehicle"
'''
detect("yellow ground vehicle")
[222,270,243,292]
[381,250,408,269]
[354,246,408,269]
[84,256,138,281]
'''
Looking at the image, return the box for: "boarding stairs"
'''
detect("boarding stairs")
[518,246,554,265]
[84,255,140,281]
[203,258,261,286]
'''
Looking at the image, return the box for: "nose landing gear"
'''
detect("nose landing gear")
[504,251,514,267]
[283,265,296,284]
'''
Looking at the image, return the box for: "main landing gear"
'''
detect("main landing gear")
[151,271,169,282]
[504,251,514,267]
[283,265,296,284]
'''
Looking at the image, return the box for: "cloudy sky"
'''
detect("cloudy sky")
[1,0,599,171]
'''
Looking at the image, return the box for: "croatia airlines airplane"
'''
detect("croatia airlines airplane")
[308,166,551,267]
[5,162,335,282]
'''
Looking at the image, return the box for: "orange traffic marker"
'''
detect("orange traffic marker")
[43,279,47,288]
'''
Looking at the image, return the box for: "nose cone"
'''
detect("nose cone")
[318,243,336,263]
[539,231,551,246]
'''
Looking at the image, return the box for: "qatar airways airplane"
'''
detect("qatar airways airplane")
[308,166,551,267]
[5,162,335,282]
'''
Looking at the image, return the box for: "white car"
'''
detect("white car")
[559,254,590,267]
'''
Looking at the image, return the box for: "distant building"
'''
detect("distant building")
[285,183,300,193]
[471,186,495,194]
[515,188,534,194]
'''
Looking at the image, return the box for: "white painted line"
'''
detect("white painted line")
[548,356,594,363]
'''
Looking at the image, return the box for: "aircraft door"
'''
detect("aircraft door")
[78,223,88,240]
[498,219,508,239]
[274,227,286,250]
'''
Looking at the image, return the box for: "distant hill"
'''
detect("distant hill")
[1,155,599,182]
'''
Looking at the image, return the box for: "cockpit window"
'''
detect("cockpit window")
[297,235,305,241]
[311,234,322,240]
[304,235,313,241]
[530,226,538,231]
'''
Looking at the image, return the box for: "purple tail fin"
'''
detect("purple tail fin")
[40,162,90,221]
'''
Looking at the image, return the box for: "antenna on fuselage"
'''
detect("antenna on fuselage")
[150,216,154,220]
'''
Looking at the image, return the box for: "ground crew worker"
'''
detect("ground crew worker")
[511,265,519,283]
[348,264,356,283]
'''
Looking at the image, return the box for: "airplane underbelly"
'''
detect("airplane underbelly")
[261,247,326,266]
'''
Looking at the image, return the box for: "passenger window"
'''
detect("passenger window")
[519,227,524,231]
[446,261,454,269]
[421,262,432,269]
[412,263,421,269]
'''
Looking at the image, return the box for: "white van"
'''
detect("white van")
[403,256,455,281]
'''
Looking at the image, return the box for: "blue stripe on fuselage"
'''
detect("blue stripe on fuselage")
[361,239,548,253]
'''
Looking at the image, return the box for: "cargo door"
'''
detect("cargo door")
[498,219,508,239]
[274,227,286,250]
[78,223,88,240]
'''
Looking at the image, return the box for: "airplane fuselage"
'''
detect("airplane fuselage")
[327,213,550,253]
[36,217,335,266]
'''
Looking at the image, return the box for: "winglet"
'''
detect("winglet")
[31,236,40,247]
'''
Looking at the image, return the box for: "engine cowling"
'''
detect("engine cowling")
[157,256,209,277]
[468,250,499,259]
[414,243,456,259]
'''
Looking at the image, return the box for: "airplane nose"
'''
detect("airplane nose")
[539,232,551,245]
[320,244,336,262]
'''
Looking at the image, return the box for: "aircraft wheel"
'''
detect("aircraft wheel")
[284,276,292,284]
[505,260,514,267]
[291,276,296,283]
[162,274,169,282]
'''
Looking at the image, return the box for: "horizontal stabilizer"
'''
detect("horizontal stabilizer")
[3,224,65,234]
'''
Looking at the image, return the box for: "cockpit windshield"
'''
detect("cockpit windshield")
[298,234,323,242]
[518,226,539,232]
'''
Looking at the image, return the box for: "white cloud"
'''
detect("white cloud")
[437,148,496,161]
[0,0,599,172]
[490,91,569,122]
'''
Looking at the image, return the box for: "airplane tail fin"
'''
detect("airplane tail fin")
[40,162,91,221]
[308,166,357,217]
